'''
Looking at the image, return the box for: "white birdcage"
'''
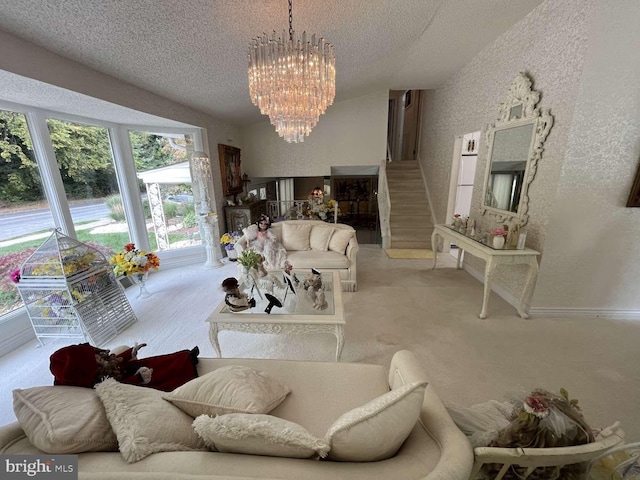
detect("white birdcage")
[15,229,137,346]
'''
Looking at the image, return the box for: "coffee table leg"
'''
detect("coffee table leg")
[335,324,344,361]
[209,322,222,357]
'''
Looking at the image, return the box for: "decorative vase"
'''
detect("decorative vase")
[131,272,152,299]
[492,235,505,249]
[226,248,238,261]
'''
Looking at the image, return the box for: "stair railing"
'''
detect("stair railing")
[378,160,392,249]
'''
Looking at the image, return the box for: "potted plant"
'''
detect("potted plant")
[237,249,262,270]
[220,231,240,260]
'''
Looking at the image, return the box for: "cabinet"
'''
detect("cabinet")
[224,200,267,233]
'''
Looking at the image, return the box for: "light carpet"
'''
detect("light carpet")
[385,248,434,259]
[0,246,639,444]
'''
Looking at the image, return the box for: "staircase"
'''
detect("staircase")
[386,160,434,249]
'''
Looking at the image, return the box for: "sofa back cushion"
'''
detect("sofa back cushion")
[282,223,312,251]
[310,226,334,251]
[328,229,354,254]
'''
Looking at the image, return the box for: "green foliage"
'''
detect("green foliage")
[163,201,178,219]
[182,209,197,228]
[238,249,262,269]
[106,195,125,221]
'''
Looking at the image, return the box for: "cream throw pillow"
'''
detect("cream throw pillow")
[282,223,312,251]
[95,378,205,463]
[310,226,334,251]
[163,365,290,418]
[193,413,329,458]
[324,381,427,461]
[13,386,118,454]
[328,229,353,254]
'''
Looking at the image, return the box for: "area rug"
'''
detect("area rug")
[384,248,434,259]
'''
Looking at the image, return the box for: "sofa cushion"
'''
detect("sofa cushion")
[286,251,350,269]
[193,413,330,458]
[328,229,353,254]
[325,381,427,462]
[310,226,334,251]
[282,223,312,251]
[95,378,205,463]
[12,386,118,454]
[163,365,290,418]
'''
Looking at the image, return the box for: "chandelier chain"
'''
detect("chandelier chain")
[288,0,293,40]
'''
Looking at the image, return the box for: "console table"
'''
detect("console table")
[431,224,540,319]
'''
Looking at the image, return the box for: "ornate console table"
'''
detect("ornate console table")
[431,224,540,319]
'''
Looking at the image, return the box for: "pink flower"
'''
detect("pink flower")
[491,228,508,236]
[10,269,21,283]
[523,395,549,418]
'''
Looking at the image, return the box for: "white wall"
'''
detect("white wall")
[241,91,388,178]
[419,0,640,316]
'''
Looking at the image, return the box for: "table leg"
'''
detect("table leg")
[456,247,463,269]
[431,230,439,269]
[479,258,497,319]
[208,323,222,357]
[517,258,539,319]
[335,324,344,361]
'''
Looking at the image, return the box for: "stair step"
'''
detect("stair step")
[388,178,422,184]
[389,191,427,200]
[391,219,431,228]
[390,240,433,249]
[386,160,419,169]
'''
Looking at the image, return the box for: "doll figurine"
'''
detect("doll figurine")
[222,277,255,312]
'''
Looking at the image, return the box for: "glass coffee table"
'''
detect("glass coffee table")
[206,270,345,360]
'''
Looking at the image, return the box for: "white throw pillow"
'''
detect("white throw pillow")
[193,413,329,458]
[324,381,427,461]
[13,386,118,454]
[282,223,312,251]
[163,365,291,418]
[95,378,205,463]
[328,229,353,254]
[310,226,334,251]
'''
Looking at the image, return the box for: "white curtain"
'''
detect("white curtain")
[491,174,513,210]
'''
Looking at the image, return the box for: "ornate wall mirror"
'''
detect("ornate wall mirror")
[481,73,553,226]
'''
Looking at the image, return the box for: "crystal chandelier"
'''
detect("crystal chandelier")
[248,0,335,143]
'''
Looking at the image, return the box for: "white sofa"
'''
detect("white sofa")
[235,220,359,292]
[0,351,474,480]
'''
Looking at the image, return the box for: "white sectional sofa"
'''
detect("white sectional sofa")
[0,350,474,480]
[234,220,359,291]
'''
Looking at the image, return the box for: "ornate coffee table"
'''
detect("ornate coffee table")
[206,270,345,360]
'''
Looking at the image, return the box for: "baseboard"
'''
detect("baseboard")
[528,307,640,320]
[463,264,640,321]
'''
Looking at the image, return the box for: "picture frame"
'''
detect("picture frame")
[218,144,243,197]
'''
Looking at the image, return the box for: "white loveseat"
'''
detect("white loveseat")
[234,220,359,291]
[0,351,474,480]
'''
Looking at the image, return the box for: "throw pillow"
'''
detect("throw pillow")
[163,365,291,418]
[324,381,427,462]
[310,226,334,251]
[95,378,205,463]
[328,229,353,254]
[13,386,118,454]
[193,413,330,459]
[282,223,312,251]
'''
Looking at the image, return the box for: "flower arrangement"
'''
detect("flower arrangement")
[307,198,340,220]
[237,249,262,269]
[491,228,508,236]
[220,231,240,251]
[110,243,160,277]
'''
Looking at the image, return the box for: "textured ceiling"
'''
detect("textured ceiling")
[0,0,544,127]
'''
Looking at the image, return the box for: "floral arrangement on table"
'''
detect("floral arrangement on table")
[237,249,262,270]
[220,231,241,251]
[110,243,160,277]
[491,227,508,237]
[306,198,340,221]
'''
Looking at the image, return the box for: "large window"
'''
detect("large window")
[0,105,204,327]
[0,110,54,317]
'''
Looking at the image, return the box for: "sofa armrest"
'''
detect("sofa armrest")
[234,235,249,255]
[389,351,474,480]
[345,235,359,263]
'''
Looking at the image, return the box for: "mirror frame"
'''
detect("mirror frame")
[480,73,554,226]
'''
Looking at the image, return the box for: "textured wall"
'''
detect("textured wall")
[420,0,640,314]
[240,91,388,178]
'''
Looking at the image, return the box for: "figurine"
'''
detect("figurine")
[221,277,255,312]
[302,270,328,310]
